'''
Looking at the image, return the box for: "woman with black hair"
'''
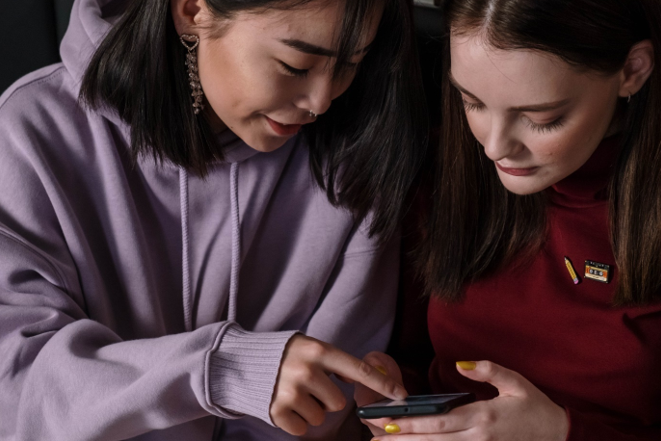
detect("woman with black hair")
[358,0,661,440]
[0,0,425,439]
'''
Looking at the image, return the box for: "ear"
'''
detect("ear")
[618,40,655,98]
[171,0,206,36]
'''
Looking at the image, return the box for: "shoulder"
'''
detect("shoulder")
[0,63,118,148]
[0,64,76,120]
[1,64,87,153]
[0,64,126,179]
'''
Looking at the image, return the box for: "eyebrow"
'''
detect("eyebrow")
[279,39,373,58]
[448,72,571,112]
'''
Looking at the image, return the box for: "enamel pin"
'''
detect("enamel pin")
[584,260,611,283]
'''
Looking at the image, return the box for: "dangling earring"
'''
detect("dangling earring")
[180,34,204,115]
[309,110,318,119]
[627,94,632,104]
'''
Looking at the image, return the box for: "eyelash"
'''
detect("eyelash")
[526,118,565,133]
[462,100,565,133]
[279,61,309,78]
[462,101,484,112]
[278,61,360,79]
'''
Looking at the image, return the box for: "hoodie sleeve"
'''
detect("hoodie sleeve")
[0,230,219,439]
[0,225,297,440]
[0,73,296,440]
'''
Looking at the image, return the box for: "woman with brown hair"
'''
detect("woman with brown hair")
[358,0,661,439]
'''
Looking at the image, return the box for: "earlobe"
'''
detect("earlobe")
[170,0,204,36]
[619,39,655,98]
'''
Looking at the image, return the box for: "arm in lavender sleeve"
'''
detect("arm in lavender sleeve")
[0,227,296,440]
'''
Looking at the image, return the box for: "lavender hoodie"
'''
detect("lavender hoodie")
[0,0,399,439]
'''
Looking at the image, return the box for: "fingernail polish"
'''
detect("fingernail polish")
[384,423,401,434]
[456,361,477,370]
[375,365,387,375]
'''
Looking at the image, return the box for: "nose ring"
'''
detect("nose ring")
[309,110,318,118]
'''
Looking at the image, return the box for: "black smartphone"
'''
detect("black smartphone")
[356,393,475,419]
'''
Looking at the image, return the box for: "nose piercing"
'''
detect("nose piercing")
[309,110,318,118]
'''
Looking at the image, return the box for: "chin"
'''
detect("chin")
[242,133,290,153]
[499,175,550,196]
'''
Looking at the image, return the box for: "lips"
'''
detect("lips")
[265,116,303,136]
[496,163,539,176]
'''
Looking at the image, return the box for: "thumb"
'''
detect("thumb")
[354,351,406,407]
[455,360,530,397]
[363,351,404,386]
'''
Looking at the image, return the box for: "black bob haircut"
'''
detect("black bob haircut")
[81,0,427,240]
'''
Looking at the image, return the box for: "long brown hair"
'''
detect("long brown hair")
[419,0,661,305]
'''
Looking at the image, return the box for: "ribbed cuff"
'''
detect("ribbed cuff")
[208,324,298,426]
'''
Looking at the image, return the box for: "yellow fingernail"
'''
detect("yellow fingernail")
[456,361,477,370]
[384,423,401,434]
[375,365,387,375]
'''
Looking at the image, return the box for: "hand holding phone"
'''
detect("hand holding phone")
[356,393,475,419]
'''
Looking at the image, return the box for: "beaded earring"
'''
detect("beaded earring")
[180,34,204,115]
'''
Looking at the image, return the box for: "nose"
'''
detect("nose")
[480,119,523,162]
[296,75,341,116]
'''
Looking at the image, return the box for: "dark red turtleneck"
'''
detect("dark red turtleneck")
[409,136,661,439]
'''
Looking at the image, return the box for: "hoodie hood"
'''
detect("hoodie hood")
[60,0,126,126]
[60,0,119,86]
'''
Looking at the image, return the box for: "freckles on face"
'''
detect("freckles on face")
[450,33,621,195]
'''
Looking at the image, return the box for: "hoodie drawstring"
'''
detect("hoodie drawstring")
[179,163,241,332]
[228,162,240,322]
[180,168,193,332]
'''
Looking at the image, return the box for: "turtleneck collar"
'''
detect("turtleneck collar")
[547,135,621,208]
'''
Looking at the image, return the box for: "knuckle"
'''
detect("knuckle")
[307,341,328,360]
[482,360,496,377]
[295,366,316,384]
[357,360,373,378]
[433,418,447,431]
[276,388,299,407]
[480,408,497,425]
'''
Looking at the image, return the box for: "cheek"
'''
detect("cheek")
[524,129,594,173]
[197,44,247,111]
[198,40,295,113]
